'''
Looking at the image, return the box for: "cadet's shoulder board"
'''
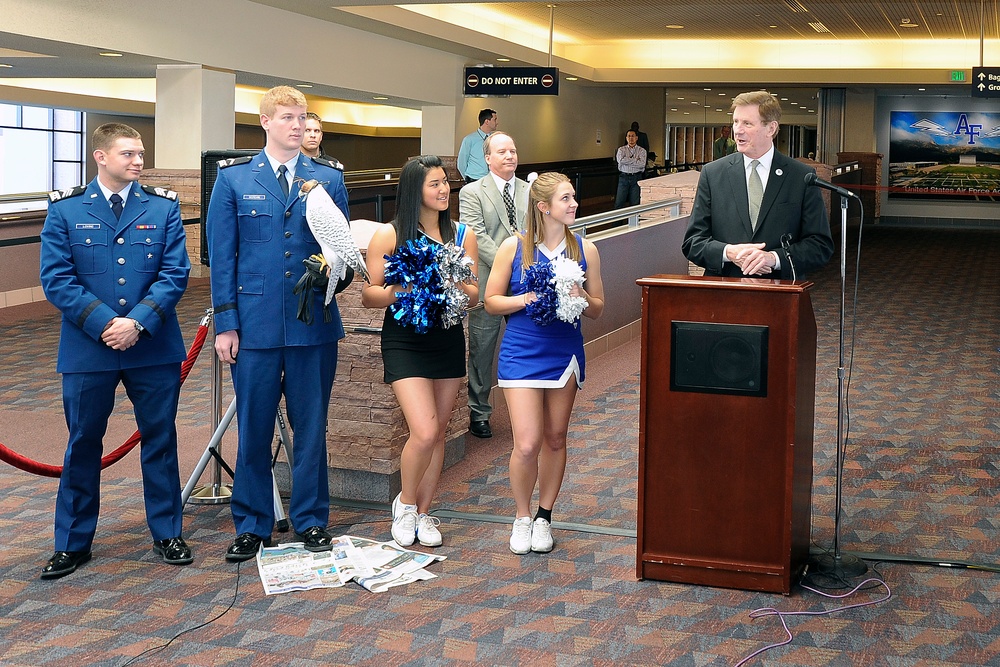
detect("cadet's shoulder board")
[47,185,87,203]
[218,156,254,169]
[141,184,178,201]
[311,156,345,172]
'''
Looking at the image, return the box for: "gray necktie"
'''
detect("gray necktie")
[277,164,290,199]
[502,182,516,230]
[109,193,123,220]
[748,159,763,231]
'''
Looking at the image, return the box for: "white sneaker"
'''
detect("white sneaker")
[417,513,442,547]
[530,518,553,553]
[509,516,532,554]
[391,493,417,547]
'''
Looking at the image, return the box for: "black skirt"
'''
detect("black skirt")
[380,309,466,383]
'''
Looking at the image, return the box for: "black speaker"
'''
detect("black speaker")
[199,149,260,266]
[670,321,768,397]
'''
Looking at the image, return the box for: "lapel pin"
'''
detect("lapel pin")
[775,169,783,176]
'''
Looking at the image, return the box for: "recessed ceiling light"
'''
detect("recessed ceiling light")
[497,57,510,62]
[296,84,313,88]
[769,25,778,29]
[666,24,684,29]
[670,108,678,111]
[373,96,388,100]
[716,108,723,112]
[683,111,690,115]
[719,93,726,96]
[899,19,919,28]
[566,76,578,81]
[918,87,926,91]
[704,88,712,91]
[691,101,699,104]
[0,63,12,68]
[98,52,123,57]
[780,97,788,101]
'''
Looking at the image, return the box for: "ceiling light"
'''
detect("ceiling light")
[565,76,578,81]
[899,18,919,28]
[808,22,830,34]
[670,108,678,112]
[716,108,723,112]
[780,97,788,100]
[296,83,313,88]
[0,64,12,68]
[497,57,510,62]
[704,88,711,91]
[98,52,123,57]
[769,25,778,29]
[666,25,684,29]
[373,96,388,100]
[918,87,926,91]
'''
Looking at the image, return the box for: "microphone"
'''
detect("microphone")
[780,233,797,282]
[804,172,858,199]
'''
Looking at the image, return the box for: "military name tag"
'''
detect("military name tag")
[243,194,266,200]
[75,224,101,229]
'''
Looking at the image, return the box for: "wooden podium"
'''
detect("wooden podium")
[635,275,816,595]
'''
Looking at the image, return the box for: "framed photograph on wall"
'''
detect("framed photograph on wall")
[888,111,1000,201]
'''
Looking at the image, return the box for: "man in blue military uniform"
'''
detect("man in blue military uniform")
[38,122,192,579]
[207,85,352,561]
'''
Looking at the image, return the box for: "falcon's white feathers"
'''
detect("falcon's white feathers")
[300,180,369,304]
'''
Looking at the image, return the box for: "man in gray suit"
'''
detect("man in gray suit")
[683,90,833,279]
[459,131,529,438]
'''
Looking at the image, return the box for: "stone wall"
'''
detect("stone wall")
[141,168,206,278]
[322,255,470,502]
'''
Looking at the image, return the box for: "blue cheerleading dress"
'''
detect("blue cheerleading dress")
[497,235,588,389]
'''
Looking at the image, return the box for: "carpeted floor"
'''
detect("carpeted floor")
[0,225,998,666]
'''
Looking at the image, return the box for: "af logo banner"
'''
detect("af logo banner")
[888,110,1000,201]
[464,67,559,96]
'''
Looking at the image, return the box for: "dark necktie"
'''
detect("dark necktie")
[110,193,123,220]
[277,164,290,199]
[502,182,516,230]
[748,159,763,231]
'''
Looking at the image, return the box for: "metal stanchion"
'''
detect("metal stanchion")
[183,309,233,505]
[181,309,291,528]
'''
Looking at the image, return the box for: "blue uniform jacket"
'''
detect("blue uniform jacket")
[206,150,349,349]
[39,178,191,374]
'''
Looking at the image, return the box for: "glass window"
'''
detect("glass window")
[0,105,84,195]
[53,131,82,161]
[53,161,84,190]
[21,106,51,130]
[0,103,18,126]
[53,109,81,132]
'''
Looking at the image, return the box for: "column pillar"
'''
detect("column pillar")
[420,105,457,157]
[154,65,236,169]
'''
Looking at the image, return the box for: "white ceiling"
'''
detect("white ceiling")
[1,1,996,110]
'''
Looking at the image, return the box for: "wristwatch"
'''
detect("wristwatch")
[132,318,145,334]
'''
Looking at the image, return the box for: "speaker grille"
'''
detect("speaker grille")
[671,321,768,397]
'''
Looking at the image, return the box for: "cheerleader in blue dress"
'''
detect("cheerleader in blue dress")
[484,172,605,555]
[363,156,479,548]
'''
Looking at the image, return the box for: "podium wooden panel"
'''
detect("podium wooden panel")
[635,275,816,594]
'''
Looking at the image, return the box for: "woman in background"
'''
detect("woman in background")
[484,172,604,555]
[362,156,479,548]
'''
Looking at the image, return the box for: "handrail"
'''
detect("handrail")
[569,197,683,237]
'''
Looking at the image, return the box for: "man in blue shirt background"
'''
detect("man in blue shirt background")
[457,108,497,183]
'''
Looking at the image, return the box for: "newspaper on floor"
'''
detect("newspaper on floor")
[256,535,446,595]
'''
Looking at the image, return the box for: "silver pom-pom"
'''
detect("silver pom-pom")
[551,255,588,323]
[436,242,476,329]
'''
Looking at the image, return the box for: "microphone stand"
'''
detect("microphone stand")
[811,194,867,579]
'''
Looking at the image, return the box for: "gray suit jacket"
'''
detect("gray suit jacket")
[682,150,833,279]
[459,174,530,299]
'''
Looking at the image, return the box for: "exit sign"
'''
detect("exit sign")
[951,70,966,82]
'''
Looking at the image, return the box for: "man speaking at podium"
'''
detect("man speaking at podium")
[682,91,833,279]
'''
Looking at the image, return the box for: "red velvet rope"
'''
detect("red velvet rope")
[0,322,210,478]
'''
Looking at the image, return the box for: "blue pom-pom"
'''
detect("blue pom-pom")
[524,262,558,326]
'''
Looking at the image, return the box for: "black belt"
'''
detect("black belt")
[620,172,641,177]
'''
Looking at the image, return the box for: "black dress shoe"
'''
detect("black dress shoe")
[153,537,193,565]
[40,550,92,580]
[295,525,334,552]
[226,533,272,562]
[469,419,493,438]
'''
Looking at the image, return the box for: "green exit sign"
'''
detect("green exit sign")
[951,70,966,82]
